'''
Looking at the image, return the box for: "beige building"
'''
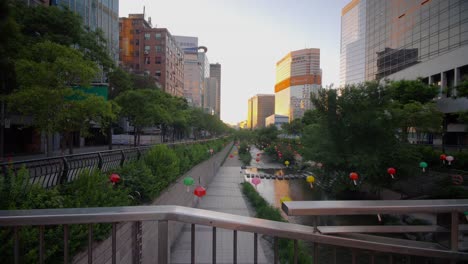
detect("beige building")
[209,63,222,117]
[275,49,322,122]
[247,94,275,130]
[204,77,219,115]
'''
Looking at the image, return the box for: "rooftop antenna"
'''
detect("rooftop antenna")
[143,6,145,18]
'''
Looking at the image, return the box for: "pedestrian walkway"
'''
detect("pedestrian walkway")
[171,146,269,264]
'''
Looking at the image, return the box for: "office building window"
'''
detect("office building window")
[155,33,162,39]
[144,33,150,40]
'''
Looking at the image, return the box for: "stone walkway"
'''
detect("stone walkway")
[171,146,269,264]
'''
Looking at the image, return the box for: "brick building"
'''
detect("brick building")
[119,14,184,97]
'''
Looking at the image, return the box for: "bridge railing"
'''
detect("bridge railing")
[0,138,222,189]
[0,203,467,264]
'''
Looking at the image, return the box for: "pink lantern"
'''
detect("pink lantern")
[252,177,261,189]
[387,167,396,179]
[209,148,214,155]
[229,154,234,158]
[446,156,454,165]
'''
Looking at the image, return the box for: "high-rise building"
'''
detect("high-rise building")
[119,14,184,97]
[174,36,204,107]
[275,49,322,122]
[209,63,221,117]
[340,0,366,87]
[204,77,218,115]
[51,0,119,65]
[247,94,275,130]
[341,0,468,145]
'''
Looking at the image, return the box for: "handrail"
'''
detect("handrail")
[281,199,468,215]
[0,205,466,260]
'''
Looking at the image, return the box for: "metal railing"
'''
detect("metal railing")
[0,138,222,189]
[0,203,467,264]
[282,199,468,263]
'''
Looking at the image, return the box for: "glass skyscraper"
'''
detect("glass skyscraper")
[52,0,119,64]
[340,0,367,87]
[365,0,468,81]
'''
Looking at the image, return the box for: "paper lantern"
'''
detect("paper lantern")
[446,156,454,165]
[209,148,214,155]
[229,154,234,158]
[183,177,194,192]
[349,172,359,185]
[194,186,206,198]
[280,196,292,203]
[251,177,261,189]
[316,162,323,168]
[256,158,260,163]
[387,167,396,179]
[440,154,447,164]
[110,173,120,185]
[257,153,260,157]
[419,162,428,172]
[284,160,290,167]
[306,175,315,188]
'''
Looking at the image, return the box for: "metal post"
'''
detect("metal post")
[97,153,103,170]
[158,220,169,264]
[60,157,69,184]
[212,227,217,264]
[191,224,195,264]
[120,150,125,166]
[451,211,459,252]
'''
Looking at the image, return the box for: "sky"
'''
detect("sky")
[119,0,349,124]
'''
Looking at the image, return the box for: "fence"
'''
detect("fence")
[0,138,222,189]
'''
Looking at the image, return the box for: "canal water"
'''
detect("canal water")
[243,167,421,264]
[244,167,380,227]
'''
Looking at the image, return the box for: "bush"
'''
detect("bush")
[117,160,161,203]
[144,145,180,184]
[241,182,312,263]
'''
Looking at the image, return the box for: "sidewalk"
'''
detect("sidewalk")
[171,147,269,264]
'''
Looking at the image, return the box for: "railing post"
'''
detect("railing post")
[451,211,459,252]
[120,150,125,167]
[158,220,169,264]
[60,157,69,184]
[97,153,103,170]
[136,148,141,160]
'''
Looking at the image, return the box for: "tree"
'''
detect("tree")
[116,89,161,146]
[56,93,119,153]
[302,80,441,189]
[9,41,103,155]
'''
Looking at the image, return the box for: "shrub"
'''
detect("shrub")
[117,160,161,203]
[241,182,312,263]
[144,145,179,184]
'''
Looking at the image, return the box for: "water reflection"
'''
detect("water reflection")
[244,168,378,227]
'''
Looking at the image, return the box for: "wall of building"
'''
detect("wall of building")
[209,63,222,117]
[72,142,233,264]
[340,0,366,87]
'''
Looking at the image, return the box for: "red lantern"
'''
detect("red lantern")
[440,154,447,164]
[110,173,120,185]
[257,153,260,157]
[229,154,234,158]
[194,186,206,198]
[256,158,260,163]
[387,167,396,179]
[349,172,359,185]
